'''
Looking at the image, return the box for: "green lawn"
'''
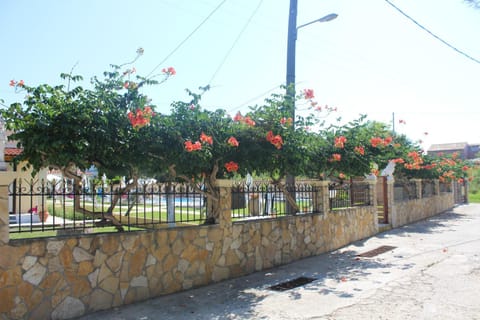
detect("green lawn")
[47,200,206,223]
[468,192,480,203]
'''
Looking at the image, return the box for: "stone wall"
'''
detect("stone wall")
[390,180,455,228]
[0,181,378,320]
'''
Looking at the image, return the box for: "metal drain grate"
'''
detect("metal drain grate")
[356,245,396,258]
[268,276,316,291]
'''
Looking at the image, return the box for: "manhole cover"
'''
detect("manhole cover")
[357,245,396,258]
[268,276,316,291]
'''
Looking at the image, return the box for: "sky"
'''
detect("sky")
[1,0,479,152]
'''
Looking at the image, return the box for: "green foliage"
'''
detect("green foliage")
[4,56,475,223]
[1,63,172,181]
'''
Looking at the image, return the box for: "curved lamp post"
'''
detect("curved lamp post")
[285,0,338,213]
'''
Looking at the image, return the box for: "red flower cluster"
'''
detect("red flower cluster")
[162,67,176,75]
[391,158,405,164]
[224,161,239,173]
[280,117,293,126]
[330,153,341,162]
[439,170,455,183]
[233,112,255,127]
[184,140,202,152]
[423,163,436,170]
[404,151,424,170]
[303,88,315,100]
[334,136,347,148]
[122,67,136,76]
[9,79,24,87]
[200,132,213,145]
[127,106,154,129]
[354,146,365,155]
[123,81,139,90]
[227,136,239,147]
[185,132,214,152]
[266,131,283,149]
[370,136,393,148]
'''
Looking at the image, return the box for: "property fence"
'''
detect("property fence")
[421,180,436,198]
[394,180,418,202]
[440,182,452,193]
[231,180,319,219]
[8,178,373,235]
[328,181,371,209]
[8,179,208,234]
[1,175,456,320]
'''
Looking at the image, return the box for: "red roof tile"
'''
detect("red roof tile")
[4,148,22,156]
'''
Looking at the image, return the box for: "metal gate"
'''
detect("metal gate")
[453,180,467,204]
[377,176,388,223]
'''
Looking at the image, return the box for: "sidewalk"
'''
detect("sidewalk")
[79,204,480,320]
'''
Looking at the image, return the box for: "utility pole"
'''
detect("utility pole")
[285,0,337,214]
[285,0,298,214]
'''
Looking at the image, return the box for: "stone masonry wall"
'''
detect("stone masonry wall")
[0,181,378,319]
[391,193,454,228]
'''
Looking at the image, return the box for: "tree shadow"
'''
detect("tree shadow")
[80,248,408,320]
[80,204,478,319]
[376,204,476,238]
[289,249,414,300]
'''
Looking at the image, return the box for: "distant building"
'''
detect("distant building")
[427,142,480,159]
[0,120,23,171]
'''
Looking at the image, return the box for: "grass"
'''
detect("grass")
[467,166,480,203]
[11,198,318,239]
[47,200,206,223]
[468,191,480,203]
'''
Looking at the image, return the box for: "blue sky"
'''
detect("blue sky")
[1,0,479,151]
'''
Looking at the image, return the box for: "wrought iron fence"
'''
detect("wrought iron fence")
[231,180,319,219]
[394,181,418,202]
[422,180,436,198]
[8,178,208,235]
[439,182,452,193]
[328,182,371,210]
[9,177,374,235]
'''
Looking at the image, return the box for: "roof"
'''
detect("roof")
[4,148,23,156]
[4,147,22,162]
[428,142,469,152]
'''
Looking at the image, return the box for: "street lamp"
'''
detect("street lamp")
[285,0,337,213]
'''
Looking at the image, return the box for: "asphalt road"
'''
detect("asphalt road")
[78,204,480,320]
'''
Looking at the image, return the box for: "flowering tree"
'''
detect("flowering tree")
[5,52,471,227]
[310,119,429,181]
[154,89,271,222]
[1,52,175,229]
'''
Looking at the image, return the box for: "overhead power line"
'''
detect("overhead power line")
[208,0,264,85]
[384,0,480,65]
[146,0,228,78]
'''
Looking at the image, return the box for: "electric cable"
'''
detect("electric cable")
[146,0,228,78]
[229,83,284,111]
[384,0,480,65]
[208,0,264,85]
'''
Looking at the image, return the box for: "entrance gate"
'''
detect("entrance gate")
[377,176,388,224]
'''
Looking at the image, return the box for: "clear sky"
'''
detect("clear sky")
[1,0,479,151]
